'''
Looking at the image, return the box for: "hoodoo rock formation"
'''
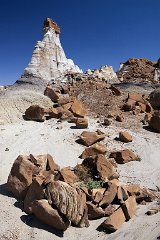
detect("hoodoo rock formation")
[20,18,82,82]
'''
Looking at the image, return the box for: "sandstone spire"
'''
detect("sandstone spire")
[22,18,82,81]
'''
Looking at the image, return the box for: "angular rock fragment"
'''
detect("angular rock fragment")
[7,155,36,199]
[79,131,105,147]
[32,199,70,231]
[80,143,107,159]
[25,105,45,122]
[46,180,89,227]
[104,204,115,216]
[122,99,136,111]
[29,154,47,171]
[149,88,160,108]
[44,86,60,102]
[76,118,88,129]
[120,196,137,220]
[128,93,144,103]
[48,107,63,118]
[24,175,45,214]
[110,149,138,164]
[100,207,126,232]
[70,99,87,117]
[99,182,117,207]
[149,112,160,133]
[119,131,132,143]
[46,154,60,171]
[87,202,105,220]
[59,167,77,184]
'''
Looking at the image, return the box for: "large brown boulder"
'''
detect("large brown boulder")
[46,180,89,227]
[70,99,87,117]
[110,149,138,164]
[99,182,118,207]
[119,131,133,143]
[79,131,105,147]
[149,112,160,133]
[121,196,137,221]
[24,176,45,214]
[32,199,70,231]
[44,86,60,102]
[80,143,107,159]
[100,207,126,232]
[46,154,60,171]
[76,118,88,129]
[7,155,36,199]
[59,167,77,184]
[25,105,45,122]
[149,88,160,108]
[87,202,105,220]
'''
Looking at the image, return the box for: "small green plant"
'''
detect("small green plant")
[87,180,102,190]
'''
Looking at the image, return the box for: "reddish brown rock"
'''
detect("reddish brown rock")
[87,202,105,220]
[128,93,144,103]
[25,105,45,122]
[80,143,107,159]
[70,99,87,117]
[117,186,129,203]
[124,184,142,196]
[48,107,63,118]
[149,113,160,133]
[149,88,160,108]
[99,182,117,207]
[145,101,154,114]
[44,86,59,102]
[76,118,88,129]
[110,149,138,164]
[121,196,137,220]
[7,155,36,199]
[46,180,89,227]
[46,154,60,171]
[122,99,136,111]
[119,131,133,143]
[136,102,146,113]
[32,199,70,230]
[79,131,105,147]
[96,155,117,181]
[24,176,45,214]
[58,96,75,106]
[59,167,77,184]
[29,154,47,171]
[116,114,124,122]
[104,204,115,216]
[100,206,126,232]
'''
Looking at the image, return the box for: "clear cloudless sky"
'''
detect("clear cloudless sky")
[0,0,160,85]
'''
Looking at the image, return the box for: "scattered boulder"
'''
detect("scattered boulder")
[59,167,77,184]
[79,131,105,147]
[70,99,87,117]
[80,143,107,159]
[48,107,63,119]
[24,175,45,214]
[120,196,137,221]
[46,180,89,227]
[149,88,160,108]
[110,149,138,164]
[76,118,88,129]
[32,199,70,230]
[44,86,59,102]
[119,131,133,143]
[25,105,45,122]
[46,154,60,171]
[122,99,136,111]
[128,93,144,103]
[87,202,105,220]
[7,155,36,199]
[149,112,160,133]
[99,182,117,207]
[100,207,126,232]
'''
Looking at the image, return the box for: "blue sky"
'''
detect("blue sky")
[0,0,160,85]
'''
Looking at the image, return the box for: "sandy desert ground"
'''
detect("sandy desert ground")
[0,116,160,240]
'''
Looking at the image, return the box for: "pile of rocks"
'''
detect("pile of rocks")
[117,58,160,83]
[24,84,88,128]
[6,129,157,233]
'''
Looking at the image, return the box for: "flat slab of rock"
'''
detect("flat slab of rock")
[87,202,105,220]
[121,196,137,220]
[44,86,59,102]
[59,167,77,184]
[25,105,45,122]
[110,149,138,164]
[80,143,107,159]
[79,131,105,147]
[76,118,88,129]
[119,131,133,143]
[100,206,126,232]
[32,199,70,231]
[70,99,87,117]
